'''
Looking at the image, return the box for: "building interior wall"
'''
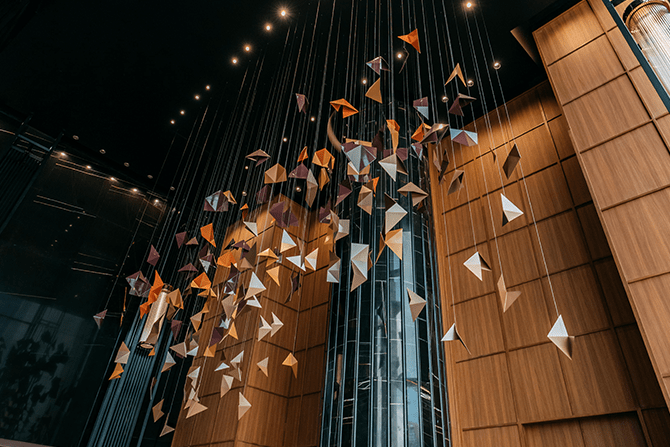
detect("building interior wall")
[171,198,330,447]
[534,0,670,413]
[428,78,670,447]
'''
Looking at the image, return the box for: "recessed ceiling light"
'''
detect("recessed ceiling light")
[195,95,200,100]
[232,58,238,64]
[110,177,116,181]
[467,79,474,87]
[296,186,302,192]
[362,79,367,85]
[283,137,288,142]
[310,117,315,122]
[147,175,153,179]
[99,149,106,154]
[86,165,91,169]
[245,45,251,52]
[170,186,175,191]
[493,61,501,70]
[466,2,473,8]
[72,135,79,140]
[280,9,287,17]
[442,95,448,103]
[124,162,130,167]
[170,119,175,124]
[397,52,403,59]
[180,110,185,115]
[206,85,211,90]
[245,165,249,170]
[60,152,66,156]
[265,24,272,31]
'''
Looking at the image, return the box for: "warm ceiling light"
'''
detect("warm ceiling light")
[72,135,79,140]
[99,149,106,154]
[244,165,249,170]
[265,24,272,31]
[60,152,66,156]
[467,79,474,87]
[310,117,315,122]
[170,119,175,124]
[280,9,287,17]
[242,191,247,196]
[195,95,200,100]
[206,85,211,90]
[466,2,473,8]
[180,110,185,115]
[132,188,138,192]
[86,165,91,170]
[147,175,153,179]
[493,61,501,70]
[245,45,251,52]
[232,58,238,64]
[442,95,448,103]
[397,52,403,59]
[296,186,302,192]
[124,162,130,167]
[283,137,288,142]
[154,199,159,203]
[110,177,116,181]
[362,79,367,85]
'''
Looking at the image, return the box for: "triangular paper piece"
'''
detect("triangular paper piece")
[147,245,160,266]
[385,203,407,233]
[258,248,279,261]
[497,274,521,312]
[548,315,574,359]
[246,149,271,166]
[450,128,478,146]
[204,190,228,212]
[366,56,390,75]
[327,253,341,283]
[200,223,216,247]
[258,316,272,341]
[246,296,262,308]
[170,342,187,359]
[162,352,176,372]
[442,323,472,355]
[271,312,283,336]
[228,321,238,339]
[398,182,428,207]
[109,363,124,380]
[501,194,524,226]
[238,392,252,420]
[93,309,107,328]
[281,229,297,253]
[305,248,319,271]
[152,400,164,422]
[220,375,234,397]
[231,351,244,368]
[365,78,382,104]
[245,272,266,299]
[446,63,466,86]
[407,288,426,321]
[336,180,352,206]
[267,265,281,286]
[295,93,308,113]
[413,97,429,119]
[305,169,318,207]
[313,148,335,169]
[185,237,198,246]
[448,93,476,116]
[357,186,374,215]
[376,232,387,264]
[463,251,492,281]
[186,401,207,419]
[282,353,299,378]
[286,254,306,272]
[289,163,309,179]
[297,146,309,163]
[160,424,175,437]
[330,98,359,118]
[387,119,400,151]
[215,361,229,371]
[447,169,465,195]
[319,167,330,190]
[114,342,130,364]
[503,144,521,179]
[398,29,421,53]
[257,357,269,377]
[191,272,211,290]
[240,203,249,220]
[244,221,258,237]
[264,163,288,184]
[350,243,370,291]
[175,231,187,248]
[386,229,403,260]
[379,153,398,181]
[178,263,198,273]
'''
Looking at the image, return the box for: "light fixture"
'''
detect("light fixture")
[265,24,272,31]
[154,199,159,204]
[170,186,175,191]
[60,152,66,156]
[467,79,474,87]
[466,1,473,8]
[245,165,249,170]
[180,110,185,115]
[232,58,238,64]
[124,162,130,167]
[86,165,91,170]
[442,95,448,103]
[206,85,211,90]
[310,117,315,122]
[362,79,367,85]
[132,188,138,193]
[170,119,175,124]
[110,177,116,181]
[296,186,302,192]
[72,135,79,140]
[493,61,501,70]
[147,174,153,179]
[397,52,403,59]
[99,149,106,154]
[245,45,251,52]
[195,95,200,100]
[280,9,287,17]
[283,137,288,142]
[242,191,247,196]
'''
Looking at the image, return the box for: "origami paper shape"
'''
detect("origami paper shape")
[286,255,306,271]
[282,353,299,378]
[170,320,182,339]
[289,163,309,179]
[93,309,107,328]
[245,272,266,299]
[240,204,249,220]
[385,200,407,233]
[215,361,229,372]
[450,128,478,146]
[115,342,130,364]
[442,323,471,354]
[185,237,198,246]
[210,327,224,347]
[228,321,238,340]
[411,123,431,142]
[421,123,450,145]
[230,351,244,369]
[385,229,403,259]
[147,245,160,266]
[448,93,476,116]
[407,288,426,321]
[170,342,187,359]
[266,265,281,286]
[357,185,374,215]
[305,248,319,271]
[336,180,352,206]
[162,352,176,372]
[152,400,164,422]
[313,148,335,169]
[167,289,183,309]
[256,185,271,204]
[204,190,228,212]
[238,393,252,420]
[375,232,387,264]
[221,375,234,397]
[447,169,465,195]
[298,146,309,163]
[258,316,272,341]
[279,230,296,253]
[305,169,318,207]
[264,163,287,184]
[200,223,216,247]
[350,243,370,291]
[178,263,197,273]
[223,190,236,204]
[412,143,424,159]
[343,140,377,172]
[386,119,400,150]
[160,424,175,437]
[190,311,204,332]
[398,29,421,53]
[175,231,187,248]
[244,221,258,237]
[501,194,524,226]
[398,182,428,207]
[366,56,390,74]
[191,272,211,290]
[271,312,283,336]
[503,144,521,179]
[365,78,382,103]
[446,63,466,86]
[186,401,207,419]
[379,153,400,181]
[319,167,330,190]
[109,363,124,380]
[464,251,491,281]
[324,251,340,282]
[246,149,271,166]
[497,274,521,312]
[411,96,430,120]
[257,357,269,377]
[246,296,262,308]
[548,315,574,359]
[295,93,308,113]
[330,98,359,118]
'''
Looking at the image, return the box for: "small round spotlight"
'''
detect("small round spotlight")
[99,149,106,154]
[245,45,251,52]
[397,52,403,59]
[242,191,248,196]
[442,95,448,103]
[86,165,91,170]
[232,58,238,64]
[310,117,315,122]
[283,137,288,142]
[467,79,474,87]
[466,2,473,8]
[265,24,272,31]
[296,186,302,192]
[362,79,367,85]
[195,95,200,100]
[280,9,287,17]
[245,165,249,170]
[170,119,175,124]
[493,61,501,70]
[60,152,66,156]
[110,177,116,181]
[72,135,79,141]
[206,85,211,90]
[180,110,185,115]
[124,162,130,167]
[132,188,138,193]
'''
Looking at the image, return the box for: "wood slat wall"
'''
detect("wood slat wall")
[534,0,670,424]
[171,197,331,447]
[428,76,670,446]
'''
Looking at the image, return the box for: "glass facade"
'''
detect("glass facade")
[320,145,449,447]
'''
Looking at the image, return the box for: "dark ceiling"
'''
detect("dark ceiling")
[0,0,573,193]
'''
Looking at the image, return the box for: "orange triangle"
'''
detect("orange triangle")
[398,29,420,53]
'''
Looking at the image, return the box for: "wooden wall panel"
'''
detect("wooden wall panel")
[525,420,585,447]
[461,426,521,447]
[580,413,647,447]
